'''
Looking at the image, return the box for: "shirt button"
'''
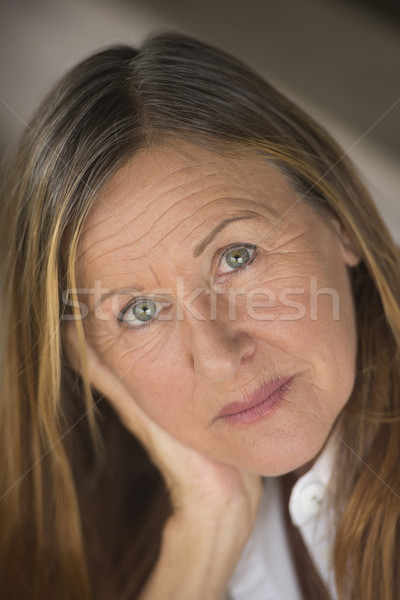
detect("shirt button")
[298,482,326,517]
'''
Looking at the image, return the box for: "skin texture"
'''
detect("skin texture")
[76,140,360,477]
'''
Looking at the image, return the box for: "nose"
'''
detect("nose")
[185,314,256,383]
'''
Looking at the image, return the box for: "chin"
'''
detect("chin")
[229,431,332,477]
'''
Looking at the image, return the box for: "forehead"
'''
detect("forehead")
[77,141,301,274]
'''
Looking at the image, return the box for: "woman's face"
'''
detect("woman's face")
[77,141,359,476]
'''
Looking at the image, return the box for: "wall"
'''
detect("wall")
[1,0,399,238]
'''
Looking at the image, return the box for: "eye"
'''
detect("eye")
[118,298,167,329]
[218,244,257,275]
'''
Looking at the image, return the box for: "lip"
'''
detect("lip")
[216,377,292,425]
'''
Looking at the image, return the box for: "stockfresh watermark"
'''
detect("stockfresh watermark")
[61,276,340,323]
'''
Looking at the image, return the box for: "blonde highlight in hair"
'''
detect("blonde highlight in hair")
[1,32,399,598]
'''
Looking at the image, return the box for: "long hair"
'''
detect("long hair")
[1,32,399,599]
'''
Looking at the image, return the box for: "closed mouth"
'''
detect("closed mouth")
[216,376,293,424]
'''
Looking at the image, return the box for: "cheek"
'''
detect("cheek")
[123,367,196,436]
[93,329,195,428]
[308,277,357,413]
[85,314,167,370]
[239,253,357,404]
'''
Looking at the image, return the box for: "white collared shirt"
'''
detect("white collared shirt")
[226,444,338,600]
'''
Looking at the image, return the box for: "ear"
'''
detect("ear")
[331,219,361,268]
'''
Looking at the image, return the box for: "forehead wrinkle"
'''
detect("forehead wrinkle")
[122,197,277,267]
[77,213,116,262]
[80,209,112,239]
[95,181,253,270]
[112,179,228,258]
[146,193,251,256]
[78,188,154,264]
[128,157,203,190]
[142,163,210,195]
[78,149,288,276]
[78,222,154,271]
[148,167,279,228]
[79,191,279,267]
[77,223,133,263]
[142,174,253,238]
[178,199,278,245]
[180,209,263,249]
[149,194,216,240]
[126,172,224,228]
[92,172,218,260]
[145,201,274,264]
[97,161,272,250]
[84,174,152,240]
[119,156,218,212]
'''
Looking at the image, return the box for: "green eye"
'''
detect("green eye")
[119,298,162,328]
[225,247,250,268]
[131,299,156,322]
[219,245,256,274]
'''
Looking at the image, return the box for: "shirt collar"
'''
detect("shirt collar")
[289,435,337,527]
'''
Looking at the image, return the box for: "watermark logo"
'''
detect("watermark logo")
[61,276,339,323]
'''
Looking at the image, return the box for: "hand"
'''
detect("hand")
[65,324,263,599]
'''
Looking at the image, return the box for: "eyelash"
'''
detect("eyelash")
[119,243,258,330]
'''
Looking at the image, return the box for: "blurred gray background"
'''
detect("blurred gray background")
[1,0,399,239]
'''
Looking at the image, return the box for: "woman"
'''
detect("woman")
[1,32,399,600]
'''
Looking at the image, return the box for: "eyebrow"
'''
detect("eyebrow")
[94,212,270,309]
[193,214,261,257]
